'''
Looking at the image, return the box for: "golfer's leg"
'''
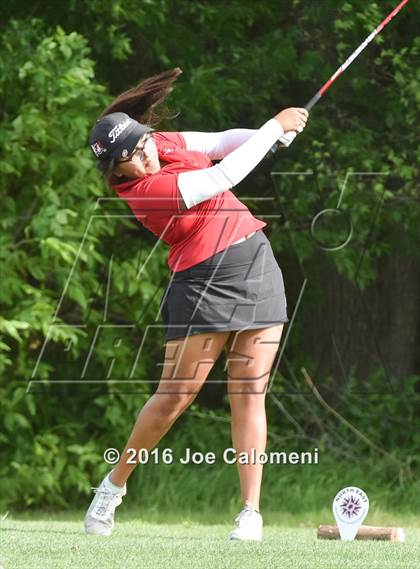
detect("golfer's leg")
[110,331,230,486]
[227,325,283,511]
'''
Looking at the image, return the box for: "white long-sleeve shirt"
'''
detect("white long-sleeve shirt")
[177,118,284,209]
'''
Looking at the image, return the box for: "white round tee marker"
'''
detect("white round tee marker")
[333,486,369,541]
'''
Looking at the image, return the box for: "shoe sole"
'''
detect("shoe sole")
[229,534,262,541]
[84,520,113,537]
[84,528,112,537]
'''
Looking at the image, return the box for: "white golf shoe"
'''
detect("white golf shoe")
[229,505,263,541]
[84,470,126,536]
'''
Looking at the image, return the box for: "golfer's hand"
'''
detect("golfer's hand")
[274,108,309,133]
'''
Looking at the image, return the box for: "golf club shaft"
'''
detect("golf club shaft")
[273,0,410,150]
[305,0,410,111]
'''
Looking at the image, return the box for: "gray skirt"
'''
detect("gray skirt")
[159,229,288,341]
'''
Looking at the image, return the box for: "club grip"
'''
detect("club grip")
[279,131,298,147]
[270,130,298,153]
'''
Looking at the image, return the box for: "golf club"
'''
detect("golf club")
[274,0,410,149]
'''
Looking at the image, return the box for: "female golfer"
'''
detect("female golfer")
[85,68,308,541]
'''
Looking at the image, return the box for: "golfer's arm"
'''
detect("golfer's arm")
[181,129,257,160]
[178,119,284,210]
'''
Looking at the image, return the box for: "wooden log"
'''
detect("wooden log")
[317,525,405,542]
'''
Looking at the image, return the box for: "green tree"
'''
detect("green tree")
[0,1,418,509]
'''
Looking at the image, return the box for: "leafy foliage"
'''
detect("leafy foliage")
[0,19,166,508]
[0,1,418,509]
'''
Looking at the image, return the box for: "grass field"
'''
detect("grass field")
[1,512,419,569]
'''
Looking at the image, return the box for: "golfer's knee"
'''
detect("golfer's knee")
[228,377,268,398]
[153,391,196,419]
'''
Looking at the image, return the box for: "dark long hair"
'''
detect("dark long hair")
[98,67,182,184]
[99,67,183,126]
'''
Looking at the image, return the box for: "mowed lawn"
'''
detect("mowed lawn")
[1,515,419,569]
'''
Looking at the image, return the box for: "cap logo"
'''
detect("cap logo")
[91,140,107,157]
[108,118,131,144]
